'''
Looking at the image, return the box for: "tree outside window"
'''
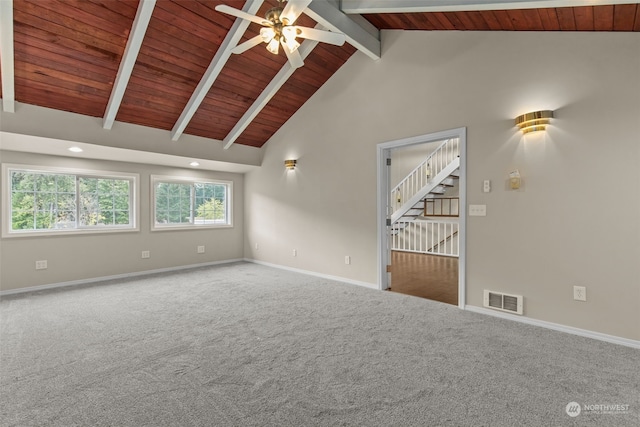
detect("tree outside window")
[153,178,230,229]
[7,167,136,235]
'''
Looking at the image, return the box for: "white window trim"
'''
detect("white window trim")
[150,175,233,231]
[2,163,140,238]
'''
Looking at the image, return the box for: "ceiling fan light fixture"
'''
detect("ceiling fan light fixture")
[283,37,300,53]
[285,37,300,53]
[260,27,275,43]
[266,37,280,55]
[282,26,300,52]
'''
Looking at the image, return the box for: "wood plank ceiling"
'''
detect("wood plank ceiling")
[363,4,640,31]
[2,1,639,149]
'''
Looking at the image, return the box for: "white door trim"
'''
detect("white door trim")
[376,127,467,308]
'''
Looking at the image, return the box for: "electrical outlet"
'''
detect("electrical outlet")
[197,245,205,254]
[345,256,351,265]
[141,251,150,259]
[483,180,491,193]
[293,249,297,257]
[573,286,586,301]
[35,260,48,270]
[469,204,487,216]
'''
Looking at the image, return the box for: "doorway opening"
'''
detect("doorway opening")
[377,128,466,308]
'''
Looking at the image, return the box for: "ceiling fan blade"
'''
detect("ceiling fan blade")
[232,35,264,54]
[281,0,312,24]
[215,4,271,26]
[282,42,304,69]
[296,26,346,46]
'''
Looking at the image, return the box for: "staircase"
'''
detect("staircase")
[390,138,460,235]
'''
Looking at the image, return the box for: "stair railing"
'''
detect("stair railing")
[424,197,460,217]
[392,138,459,212]
[392,220,459,257]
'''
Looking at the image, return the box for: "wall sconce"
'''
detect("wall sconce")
[284,159,297,170]
[515,110,553,134]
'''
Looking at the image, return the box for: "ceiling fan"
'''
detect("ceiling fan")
[215,0,346,69]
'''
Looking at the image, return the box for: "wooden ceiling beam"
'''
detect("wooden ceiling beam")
[305,0,381,60]
[0,0,15,113]
[170,0,265,142]
[103,0,156,130]
[340,0,639,13]
[223,37,321,149]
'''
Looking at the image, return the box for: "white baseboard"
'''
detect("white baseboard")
[245,258,378,290]
[0,259,245,297]
[465,305,640,350]
[247,259,640,349]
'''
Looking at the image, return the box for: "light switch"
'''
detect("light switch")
[469,204,487,216]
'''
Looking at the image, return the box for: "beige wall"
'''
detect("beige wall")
[0,103,262,169]
[244,31,640,340]
[1,30,637,341]
[0,150,245,291]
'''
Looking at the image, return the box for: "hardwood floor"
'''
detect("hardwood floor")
[389,251,458,305]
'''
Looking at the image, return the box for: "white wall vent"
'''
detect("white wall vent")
[483,290,523,315]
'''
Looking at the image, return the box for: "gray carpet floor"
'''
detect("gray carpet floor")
[1,262,638,427]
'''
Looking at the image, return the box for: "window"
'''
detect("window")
[3,165,138,236]
[152,176,231,230]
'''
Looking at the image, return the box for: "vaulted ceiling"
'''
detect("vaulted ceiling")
[1,1,638,149]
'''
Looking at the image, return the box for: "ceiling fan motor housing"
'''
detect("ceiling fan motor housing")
[266,7,286,26]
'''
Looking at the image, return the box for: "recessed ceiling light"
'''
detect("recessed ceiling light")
[190,161,200,167]
[68,146,83,153]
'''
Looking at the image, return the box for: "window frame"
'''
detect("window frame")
[2,163,139,238]
[151,175,233,231]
